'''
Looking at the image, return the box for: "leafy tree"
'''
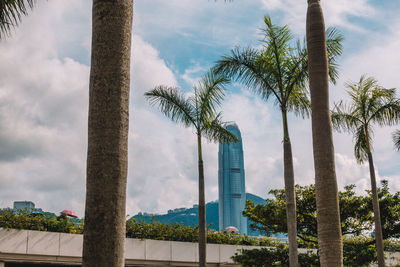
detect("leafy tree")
[0,0,36,38]
[393,129,400,151]
[145,71,238,267]
[241,181,400,266]
[243,184,374,245]
[368,180,400,240]
[213,15,342,267]
[82,1,133,267]
[232,239,377,267]
[306,0,343,265]
[243,181,399,244]
[232,244,320,267]
[331,75,400,266]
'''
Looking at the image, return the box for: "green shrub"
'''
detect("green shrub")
[232,236,385,267]
[0,211,278,246]
[1,209,398,267]
[385,239,400,252]
[0,210,83,234]
[125,218,279,245]
[343,236,377,266]
[232,244,319,267]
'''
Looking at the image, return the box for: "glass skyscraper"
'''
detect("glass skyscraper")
[218,123,247,234]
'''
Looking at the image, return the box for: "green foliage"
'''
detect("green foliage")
[126,218,279,246]
[343,236,377,266]
[393,129,400,151]
[0,209,83,234]
[2,210,398,266]
[213,16,343,122]
[0,211,278,246]
[232,244,319,267]
[0,0,36,38]
[385,239,400,252]
[145,71,238,144]
[243,181,400,245]
[240,181,400,266]
[213,15,315,120]
[243,184,371,245]
[372,180,400,239]
[232,238,378,267]
[331,75,400,162]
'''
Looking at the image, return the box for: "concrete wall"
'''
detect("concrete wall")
[1,228,399,266]
[0,228,248,266]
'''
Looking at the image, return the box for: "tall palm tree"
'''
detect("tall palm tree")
[82,1,133,267]
[213,15,342,267]
[393,130,400,150]
[306,1,343,266]
[331,75,400,267]
[145,72,238,267]
[0,0,36,38]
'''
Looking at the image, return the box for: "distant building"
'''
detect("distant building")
[218,123,247,234]
[13,201,35,210]
[168,208,187,214]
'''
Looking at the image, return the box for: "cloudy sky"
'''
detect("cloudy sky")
[0,0,399,217]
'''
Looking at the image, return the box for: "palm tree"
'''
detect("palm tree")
[82,1,133,267]
[213,15,342,267]
[393,130,400,150]
[145,72,238,267]
[0,0,36,38]
[331,75,400,267]
[306,1,343,266]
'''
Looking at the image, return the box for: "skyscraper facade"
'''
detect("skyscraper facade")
[218,123,247,234]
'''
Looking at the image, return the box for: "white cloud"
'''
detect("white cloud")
[181,64,206,87]
[260,0,375,33]
[0,1,90,214]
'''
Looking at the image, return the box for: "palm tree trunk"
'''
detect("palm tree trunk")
[306,1,343,266]
[281,109,298,267]
[367,151,385,267]
[197,133,207,267]
[82,1,133,267]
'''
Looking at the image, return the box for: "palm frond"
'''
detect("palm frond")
[393,130,400,151]
[369,100,400,126]
[262,15,293,91]
[326,27,344,84]
[286,86,311,118]
[284,44,308,101]
[197,72,229,122]
[213,47,281,103]
[145,86,196,128]
[335,75,398,163]
[201,114,239,144]
[326,28,343,58]
[0,0,35,38]
[354,125,369,163]
[262,15,293,60]
[331,101,362,133]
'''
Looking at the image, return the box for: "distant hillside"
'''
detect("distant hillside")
[132,193,284,238]
[133,201,219,230]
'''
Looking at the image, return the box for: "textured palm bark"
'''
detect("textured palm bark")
[82,1,133,267]
[306,0,343,266]
[282,110,298,267]
[367,152,385,267]
[198,133,207,267]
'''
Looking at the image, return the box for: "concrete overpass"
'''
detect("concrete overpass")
[2,228,399,266]
[0,228,255,266]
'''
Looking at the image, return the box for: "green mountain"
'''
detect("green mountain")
[132,193,278,237]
